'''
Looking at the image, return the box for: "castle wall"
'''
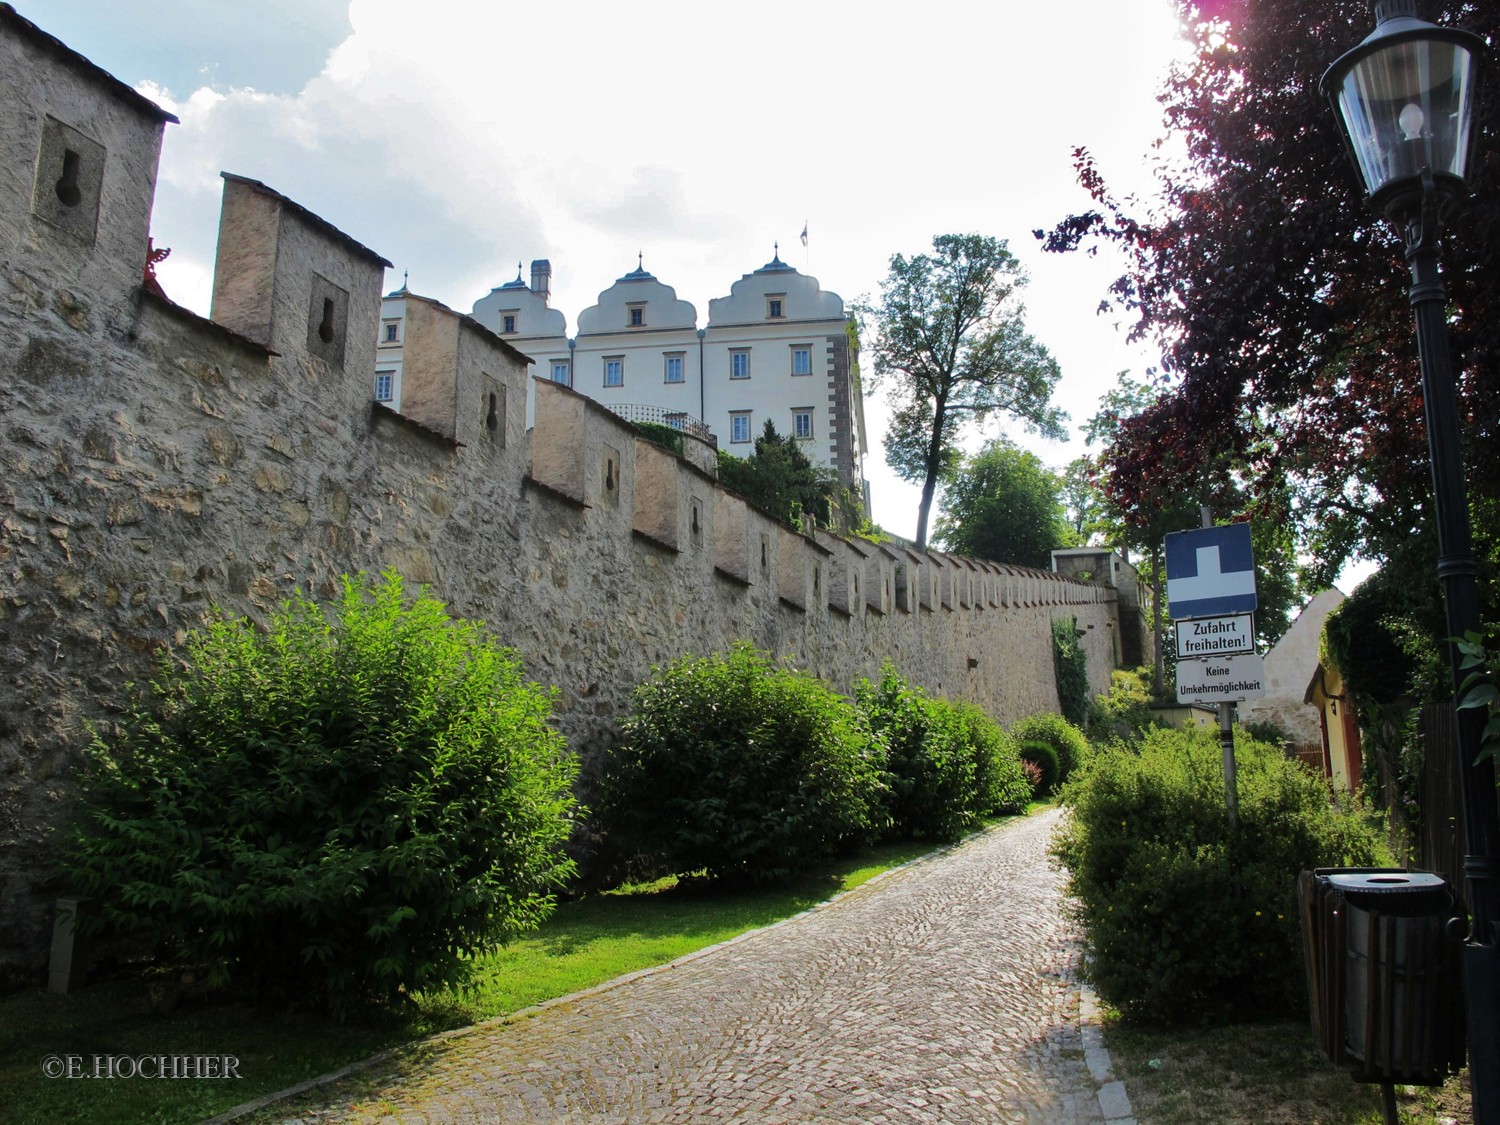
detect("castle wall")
[0,6,1126,982]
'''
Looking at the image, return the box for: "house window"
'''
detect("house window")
[604,357,624,387]
[664,353,685,383]
[730,412,752,443]
[791,346,811,375]
[501,312,518,334]
[628,303,646,327]
[730,350,750,379]
[375,369,396,403]
[793,409,813,440]
[381,320,400,345]
[767,295,785,319]
[550,360,571,385]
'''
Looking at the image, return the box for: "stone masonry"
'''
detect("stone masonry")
[0,4,1136,981]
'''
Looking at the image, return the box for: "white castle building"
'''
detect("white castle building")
[378,253,869,503]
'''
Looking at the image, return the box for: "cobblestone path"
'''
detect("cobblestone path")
[271,807,1103,1123]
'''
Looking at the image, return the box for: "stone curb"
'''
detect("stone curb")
[1079,982,1137,1123]
[206,824,988,1123]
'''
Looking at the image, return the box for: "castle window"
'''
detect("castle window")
[767,295,785,319]
[551,360,571,385]
[628,303,646,327]
[500,311,518,334]
[730,350,750,379]
[791,345,811,375]
[793,409,813,440]
[664,353,684,383]
[375,369,396,403]
[730,412,751,443]
[604,357,624,387]
[381,320,400,344]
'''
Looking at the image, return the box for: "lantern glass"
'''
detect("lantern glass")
[1330,35,1480,199]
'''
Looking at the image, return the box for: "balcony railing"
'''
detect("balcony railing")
[603,403,713,442]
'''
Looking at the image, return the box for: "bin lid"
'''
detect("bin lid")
[1326,871,1447,893]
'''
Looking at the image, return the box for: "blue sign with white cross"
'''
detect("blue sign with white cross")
[1164,523,1257,620]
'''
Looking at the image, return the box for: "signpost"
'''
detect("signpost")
[1166,515,1259,826]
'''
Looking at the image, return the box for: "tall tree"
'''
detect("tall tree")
[863,234,1066,548]
[933,439,1072,569]
[1038,0,1500,589]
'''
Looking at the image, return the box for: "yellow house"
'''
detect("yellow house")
[1305,662,1364,790]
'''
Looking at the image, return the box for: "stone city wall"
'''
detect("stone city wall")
[0,5,1127,980]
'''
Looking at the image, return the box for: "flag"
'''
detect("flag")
[800,222,808,247]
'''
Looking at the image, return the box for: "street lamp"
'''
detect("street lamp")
[1322,2,1497,1120]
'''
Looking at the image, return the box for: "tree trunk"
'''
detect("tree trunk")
[914,396,949,549]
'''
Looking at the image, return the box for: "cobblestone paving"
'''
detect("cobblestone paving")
[274,808,1102,1124]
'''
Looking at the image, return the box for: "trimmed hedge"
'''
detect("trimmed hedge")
[1051,726,1387,1025]
[600,645,888,884]
[65,573,579,1015]
[1011,712,1090,785]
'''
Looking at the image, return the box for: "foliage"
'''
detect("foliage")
[1086,667,1169,744]
[1051,727,1387,1025]
[950,701,1035,817]
[1012,711,1091,786]
[717,420,841,531]
[1456,631,1500,767]
[1039,0,1500,590]
[860,232,1066,547]
[64,573,580,1016]
[633,421,685,456]
[933,438,1074,568]
[1018,740,1060,796]
[600,645,888,885]
[1323,566,1446,709]
[1060,455,1110,546]
[1049,617,1092,728]
[855,665,1026,840]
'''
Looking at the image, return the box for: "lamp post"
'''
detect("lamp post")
[1322,2,1497,1118]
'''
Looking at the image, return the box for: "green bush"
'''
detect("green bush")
[64,573,580,1015]
[1018,739,1060,796]
[1011,712,1090,784]
[1051,726,1387,1026]
[1085,666,1167,744]
[600,645,887,884]
[950,702,1034,817]
[856,668,985,841]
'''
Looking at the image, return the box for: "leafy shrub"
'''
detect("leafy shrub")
[633,421,685,456]
[1018,739,1060,796]
[65,573,580,1015]
[1085,666,1167,744]
[950,702,1033,816]
[600,645,887,884]
[1011,712,1091,784]
[1051,616,1092,726]
[1051,726,1387,1026]
[858,667,1017,841]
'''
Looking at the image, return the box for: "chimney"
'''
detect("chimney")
[530,259,552,305]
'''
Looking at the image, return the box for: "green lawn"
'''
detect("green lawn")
[0,837,938,1125]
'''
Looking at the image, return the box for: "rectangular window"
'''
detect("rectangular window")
[767,295,785,319]
[731,412,752,443]
[375,370,395,402]
[793,409,813,439]
[604,357,624,387]
[664,353,684,383]
[791,346,811,375]
[550,361,571,385]
[499,309,519,334]
[628,303,646,327]
[381,320,400,344]
[730,350,750,379]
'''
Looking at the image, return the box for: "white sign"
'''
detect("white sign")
[1176,652,1267,705]
[1175,614,1256,659]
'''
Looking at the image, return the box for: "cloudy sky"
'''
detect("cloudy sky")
[15,0,1192,541]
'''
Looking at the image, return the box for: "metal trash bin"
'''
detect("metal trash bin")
[1298,867,1465,1085]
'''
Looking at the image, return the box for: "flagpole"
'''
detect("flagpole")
[801,220,809,274]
